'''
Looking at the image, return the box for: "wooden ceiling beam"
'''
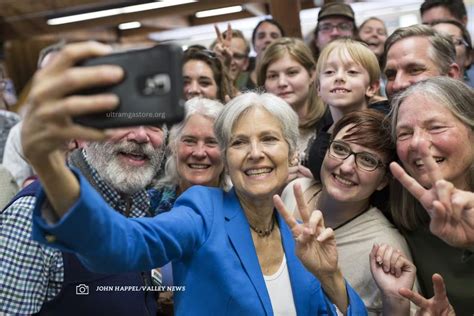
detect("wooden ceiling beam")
[242,3,268,16]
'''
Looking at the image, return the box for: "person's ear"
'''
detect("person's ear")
[376,173,389,191]
[447,62,461,80]
[222,150,231,171]
[365,79,380,99]
[243,57,250,71]
[464,52,472,68]
[309,69,317,85]
[316,77,322,97]
[289,151,299,167]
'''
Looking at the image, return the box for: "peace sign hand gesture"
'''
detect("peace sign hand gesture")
[274,183,348,313]
[213,23,233,68]
[399,274,455,316]
[274,183,337,276]
[390,140,474,249]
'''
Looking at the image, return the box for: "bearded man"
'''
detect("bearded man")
[0,125,166,315]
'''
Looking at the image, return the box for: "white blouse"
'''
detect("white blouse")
[263,255,297,316]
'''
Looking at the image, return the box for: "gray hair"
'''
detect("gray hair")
[214,92,299,158]
[389,76,474,231]
[156,97,225,189]
[390,76,474,138]
[382,24,456,75]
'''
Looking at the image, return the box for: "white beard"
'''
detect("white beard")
[85,140,164,194]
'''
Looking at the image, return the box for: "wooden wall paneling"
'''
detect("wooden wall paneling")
[269,0,302,39]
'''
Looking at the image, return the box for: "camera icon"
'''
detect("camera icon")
[75,284,89,295]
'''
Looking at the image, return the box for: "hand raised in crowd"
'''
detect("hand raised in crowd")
[369,243,416,315]
[22,41,123,165]
[274,184,348,313]
[274,183,337,276]
[370,243,416,293]
[390,140,474,249]
[399,274,455,316]
[213,23,233,68]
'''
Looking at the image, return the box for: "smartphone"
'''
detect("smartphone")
[73,44,185,128]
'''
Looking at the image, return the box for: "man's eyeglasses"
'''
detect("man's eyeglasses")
[318,22,354,33]
[328,140,385,172]
[232,52,248,61]
[452,37,469,48]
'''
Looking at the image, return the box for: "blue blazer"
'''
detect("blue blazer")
[33,170,366,315]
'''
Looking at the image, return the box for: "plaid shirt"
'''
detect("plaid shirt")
[0,150,151,314]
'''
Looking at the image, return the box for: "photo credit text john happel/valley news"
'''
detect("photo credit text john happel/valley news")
[75,284,185,295]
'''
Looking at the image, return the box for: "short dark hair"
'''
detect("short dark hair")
[331,109,395,163]
[251,19,285,48]
[420,0,467,22]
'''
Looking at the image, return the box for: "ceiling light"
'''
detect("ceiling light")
[47,0,196,25]
[195,6,243,18]
[118,21,141,30]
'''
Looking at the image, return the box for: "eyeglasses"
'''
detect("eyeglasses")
[232,52,247,61]
[328,140,385,172]
[452,37,469,47]
[318,22,354,33]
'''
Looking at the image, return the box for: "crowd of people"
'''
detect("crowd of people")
[1,0,473,315]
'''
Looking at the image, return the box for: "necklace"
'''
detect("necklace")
[333,204,371,230]
[249,216,275,238]
[311,187,371,230]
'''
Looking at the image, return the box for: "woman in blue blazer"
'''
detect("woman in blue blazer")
[24,41,367,315]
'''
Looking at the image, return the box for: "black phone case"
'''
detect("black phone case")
[74,44,185,129]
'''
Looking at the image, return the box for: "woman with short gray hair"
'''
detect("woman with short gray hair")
[150,97,225,214]
[214,92,299,156]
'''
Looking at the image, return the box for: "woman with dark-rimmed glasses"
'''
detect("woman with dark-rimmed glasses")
[282,109,417,314]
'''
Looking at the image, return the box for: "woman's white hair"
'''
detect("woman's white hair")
[214,92,299,159]
[156,97,225,189]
